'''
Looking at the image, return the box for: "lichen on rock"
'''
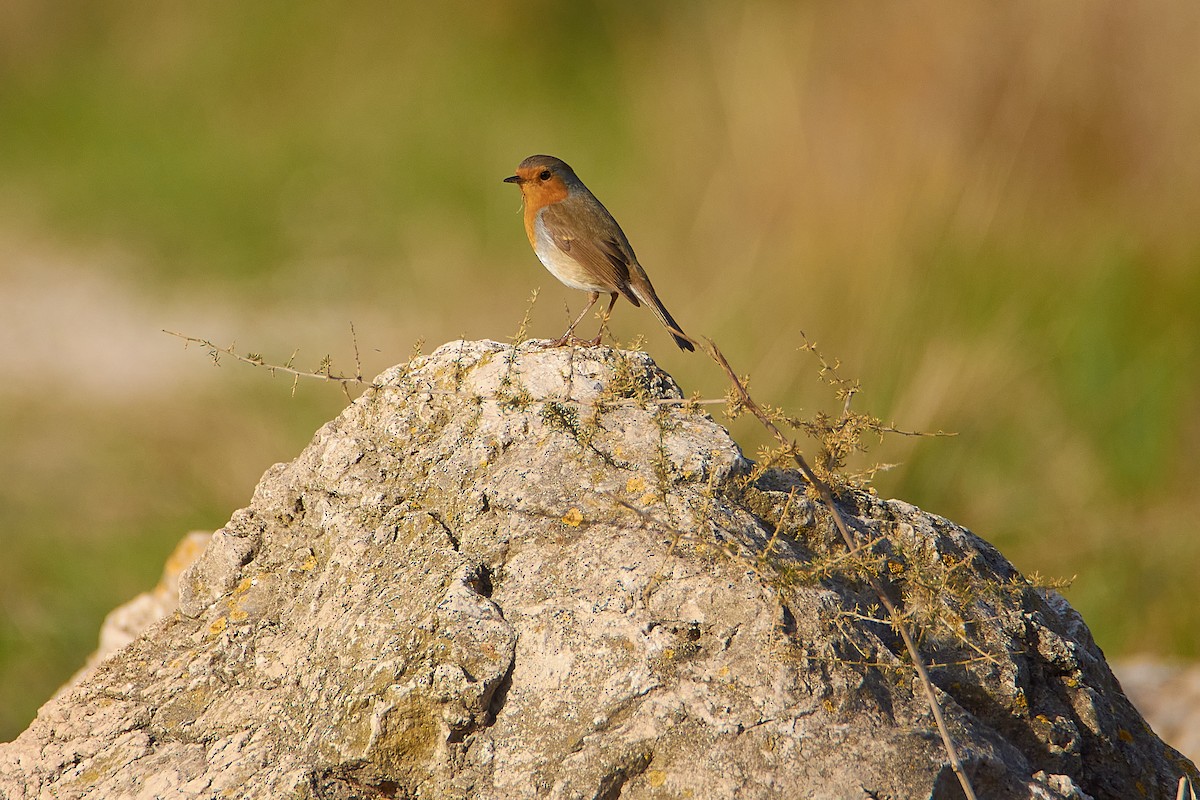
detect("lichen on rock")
[0,340,1194,799]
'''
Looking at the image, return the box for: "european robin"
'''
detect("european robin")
[504,154,694,352]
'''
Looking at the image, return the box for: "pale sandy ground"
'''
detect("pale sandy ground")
[0,235,406,400]
[0,237,214,399]
[1114,659,1200,766]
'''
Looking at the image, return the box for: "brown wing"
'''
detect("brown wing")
[539,200,641,307]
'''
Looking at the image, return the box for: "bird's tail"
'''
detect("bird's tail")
[632,284,695,352]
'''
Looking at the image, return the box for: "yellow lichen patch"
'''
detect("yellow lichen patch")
[562,508,584,528]
[626,476,648,495]
[605,636,636,653]
[299,553,318,571]
[224,574,261,622]
[208,616,227,635]
[648,769,667,788]
[369,693,441,776]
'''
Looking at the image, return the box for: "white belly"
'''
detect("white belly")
[533,215,611,292]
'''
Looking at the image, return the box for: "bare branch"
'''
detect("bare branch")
[164,328,368,394]
[699,335,978,800]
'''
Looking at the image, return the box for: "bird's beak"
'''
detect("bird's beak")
[503,174,523,184]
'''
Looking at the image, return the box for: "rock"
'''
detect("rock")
[59,530,212,692]
[0,339,1194,799]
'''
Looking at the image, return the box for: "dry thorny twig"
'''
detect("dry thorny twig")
[163,325,365,401]
[690,331,978,800]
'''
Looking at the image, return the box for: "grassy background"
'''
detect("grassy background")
[2,2,1198,741]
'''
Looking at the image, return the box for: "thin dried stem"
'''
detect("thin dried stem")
[699,335,977,800]
[164,328,367,396]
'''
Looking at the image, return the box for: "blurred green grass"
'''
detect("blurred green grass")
[2,2,1198,741]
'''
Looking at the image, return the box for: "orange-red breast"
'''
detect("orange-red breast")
[504,155,694,352]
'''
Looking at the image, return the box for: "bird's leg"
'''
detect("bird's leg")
[549,291,600,347]
[586,293,619,347]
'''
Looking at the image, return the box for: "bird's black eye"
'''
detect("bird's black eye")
[538,169,552,181]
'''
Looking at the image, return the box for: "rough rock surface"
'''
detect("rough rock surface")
[0,340,1194,799]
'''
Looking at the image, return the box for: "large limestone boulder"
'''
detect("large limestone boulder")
[1,340,1194,799]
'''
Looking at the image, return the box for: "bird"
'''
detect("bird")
[504,154,694,352]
